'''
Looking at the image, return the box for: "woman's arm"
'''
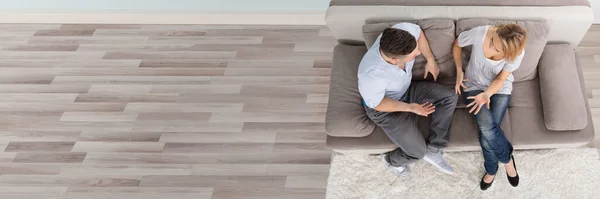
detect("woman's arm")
[483,70,511,97]
[466,69,511,114]
[452,39,463,72]
[452,39,467,94]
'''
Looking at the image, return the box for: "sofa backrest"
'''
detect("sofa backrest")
[325,0,593,48]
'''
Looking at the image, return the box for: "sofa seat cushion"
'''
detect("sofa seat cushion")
[509,78,542,108]
[326,44,375,137]
[457,19,550,82]
[509,107,594,148]
[363,20,456,80]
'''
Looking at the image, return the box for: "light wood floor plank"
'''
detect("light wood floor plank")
[59,164,192,176]
[139,175,286,188]
[0,163,63,175]
[191,164,329,176]
[34,29,95,36]
[0,59,141,68]
[78,131,161,142]
[139,59,227,68]
[124,102,243,113]
[210,112,324,123]
[12,152,86,163]
[64,187,213,199]
[83,153,218,164]
[0,175,142,187]
[227,60,314,68]
[0,187,66,199]
[159,132,277,143]
[146,36,263,45]
[60,112,138,122]
[71,142,165,153]
[162,143,274,153]
[29,36,149,44]
[53,76,210,84]
[5,141,75,152]
[0,44,79,51]
[103,51,236,60]
[0,131,81,142]
[0,102,125,112]
[0,51,105,59]
[306,94,329,103]
[0,84,91,93]
[93,29,207,36]
[0,93,77,102]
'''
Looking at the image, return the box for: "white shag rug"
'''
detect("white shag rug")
[326,149,600,199]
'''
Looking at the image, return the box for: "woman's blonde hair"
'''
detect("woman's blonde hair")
[496,24,527,62]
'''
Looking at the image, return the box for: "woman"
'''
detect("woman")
[452,24,526,190]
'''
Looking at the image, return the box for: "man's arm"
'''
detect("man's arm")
[375,98,435,116]
[418,30,435,62]
[373,97,412,112]
[418,30,440,81]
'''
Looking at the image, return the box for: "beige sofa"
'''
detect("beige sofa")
[324,0,596,154]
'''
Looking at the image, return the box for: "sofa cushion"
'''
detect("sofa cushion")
[456,19,550,82]
[363,20,456,80]
[538,44,588,131]
[325,44,375,137]
[510,78,542,108]
[509,107,594,148]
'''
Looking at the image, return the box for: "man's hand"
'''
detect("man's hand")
[466,92,491,115]
[409,102,435,117]
[424,60,440,81]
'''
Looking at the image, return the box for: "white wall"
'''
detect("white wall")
[0,0,330,12]
[591,0,600,23]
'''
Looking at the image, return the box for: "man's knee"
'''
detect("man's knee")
[404,144,427,159]
[438,87,458,104]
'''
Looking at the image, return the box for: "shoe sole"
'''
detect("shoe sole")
[423,156,454,175]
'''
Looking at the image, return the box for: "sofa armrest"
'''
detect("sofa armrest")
[325,44,376,137]
[538,44,588,131]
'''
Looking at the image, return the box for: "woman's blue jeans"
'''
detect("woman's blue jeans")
[465,90,513,175]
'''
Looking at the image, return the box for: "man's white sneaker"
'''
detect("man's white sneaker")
[381,154,410,176]
[423,148,454,175]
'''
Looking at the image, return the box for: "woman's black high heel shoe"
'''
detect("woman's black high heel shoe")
[480,168,497,190]
[507,155,519,187]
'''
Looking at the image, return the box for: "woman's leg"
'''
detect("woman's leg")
[465,90,501,175]
[488,94,513,164]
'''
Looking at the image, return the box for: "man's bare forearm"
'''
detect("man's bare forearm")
[418,30,435,62]
[373,97,413,112]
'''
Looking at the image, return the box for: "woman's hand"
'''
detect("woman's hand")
[409,102,435,117]
[455,70,468,95]
[466,92,491,115]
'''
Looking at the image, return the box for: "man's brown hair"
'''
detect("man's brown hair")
[379,28,417,58]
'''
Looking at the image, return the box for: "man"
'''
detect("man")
[358,23,458,176]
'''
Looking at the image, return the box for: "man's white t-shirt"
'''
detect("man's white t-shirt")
[357,23,421,109]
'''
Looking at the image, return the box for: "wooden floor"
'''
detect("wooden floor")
[0,24,597,199]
